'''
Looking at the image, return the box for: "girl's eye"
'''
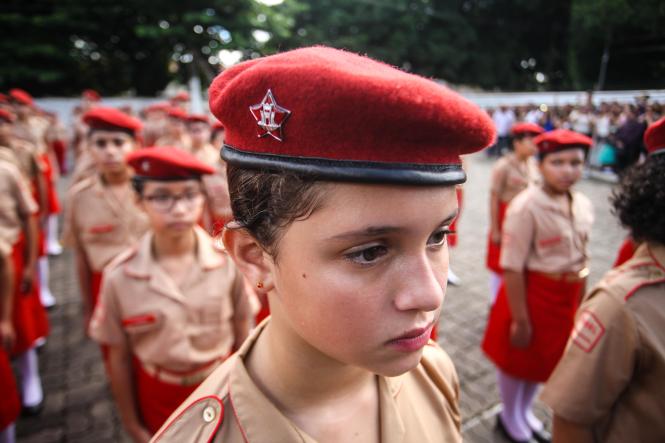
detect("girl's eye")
[427,229,451,247]
[345,245,388,265]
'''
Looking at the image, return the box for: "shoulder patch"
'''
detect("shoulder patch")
[152,395,224,443]
[571,310,605,353]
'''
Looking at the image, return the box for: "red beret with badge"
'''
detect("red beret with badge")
[187,114,210,125]
[208,46,495,185]
[83,107,143,135]
[644,116,665,155]
[0,109,15,123]
[127,146,215,179]
[533,129,592,155]
[511,122,545,137]
[9,89,34,106]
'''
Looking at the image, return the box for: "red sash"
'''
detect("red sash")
[9,234,49,356]
[481,271,583,382]
[485,201,509,273]
[0,349,20,430]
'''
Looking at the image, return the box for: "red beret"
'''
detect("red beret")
[533,129,592,155]
[187,114,210,124]
[127,146,215,179]
[83,107,143,134]
[644,117,665,155]
[171,92,190,102]
[511,122,545,137]
[208,46,495,185]
[143,102,170,113]
[0,109,15,123]
[9,89,33,106]
[212,121,225,131]
[167,107,188,120]
[82,89,101,101]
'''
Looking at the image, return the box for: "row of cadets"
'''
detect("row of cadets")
[154,107,192,151]
[62,107,149,331]
[0,109,49,426]
[542,116,665,442]
[482,129,595,443]
[88,147,252,441]
[486,123,544,304]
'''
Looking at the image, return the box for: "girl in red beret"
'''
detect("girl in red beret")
[482,129,594,443]
[153,46,495,443]
[89,147,253,441]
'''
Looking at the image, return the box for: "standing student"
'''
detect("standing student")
[89,147,252,441]
[541,116,665,443]
[155,108,191,151]
[63,107,148,328]
[486,123,543,304]
[482,129,594,443]
[152,46,495,443]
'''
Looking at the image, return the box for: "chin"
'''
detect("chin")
[369,349,425,378]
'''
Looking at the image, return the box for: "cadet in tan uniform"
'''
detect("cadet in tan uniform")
[152,46,496,443]
[482,129,594,443]
[542,116,665,443]
[155,108,191,151]
[89,146,252,442]
[486,122,543,304]
[63,107,148,327]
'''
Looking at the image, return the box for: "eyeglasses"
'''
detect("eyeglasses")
[93,137,129,149]
[143,190,203,212]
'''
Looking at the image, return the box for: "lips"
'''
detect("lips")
[386,320,436,352]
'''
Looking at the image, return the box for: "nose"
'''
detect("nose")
[393,252,446,313]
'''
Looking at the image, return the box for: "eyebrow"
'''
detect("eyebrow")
[327,209,458,241]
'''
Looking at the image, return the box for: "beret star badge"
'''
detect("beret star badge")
[249,89,291,142]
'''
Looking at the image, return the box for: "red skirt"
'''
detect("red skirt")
[41,153,61,215]
[481,271,583,382]
[133,358,200,435]
[613,237,637,268]
[51,140,67,175]
[447,187,463,248]
[0,349,20,431]
[9,234,49,356]
[90,271,103,312]
[485,201,509,273]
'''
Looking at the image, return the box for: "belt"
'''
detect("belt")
[531,267,589,283]
[140,358,224,387]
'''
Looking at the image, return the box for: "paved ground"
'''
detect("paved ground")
[14,153,625,442]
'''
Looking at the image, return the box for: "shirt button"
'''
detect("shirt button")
[202,405,216,423]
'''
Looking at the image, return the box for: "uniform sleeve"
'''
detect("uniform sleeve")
[9,166,38,217]
[499,198,535,272]
[61,189,79,248]
[541,291,638,424]
[88,271,127,346]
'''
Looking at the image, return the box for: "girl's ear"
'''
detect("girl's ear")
[222,228,275,293]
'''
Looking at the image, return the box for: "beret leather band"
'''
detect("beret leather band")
[222,145,467,185]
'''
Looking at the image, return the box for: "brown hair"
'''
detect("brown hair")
[226,164,327,257]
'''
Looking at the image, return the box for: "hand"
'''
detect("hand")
[20,266,35,294]
[510,319,532,348]
[127,423,152,443]
[490,229,502,244]
[0,320,15,351]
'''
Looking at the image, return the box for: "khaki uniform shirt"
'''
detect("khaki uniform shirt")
[0,160,38,246]
[69,148,97,187]
[490,153,540,203]
[63,174,149,272]
[542,243,665,442]
[151,321,462,443]
[500,186,594,274]
[89,226,250,371]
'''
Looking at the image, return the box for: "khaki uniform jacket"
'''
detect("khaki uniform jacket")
[490,153,539,203]
[501,186,594,274]
[151,322,462,443]
[0,159,38,246]
[542,243,665,442]
[89,226,251,371]
[63,174,149,272]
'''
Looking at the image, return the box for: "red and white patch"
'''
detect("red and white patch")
[571,310,605,353]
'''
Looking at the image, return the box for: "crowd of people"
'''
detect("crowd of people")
[0,45,663,443]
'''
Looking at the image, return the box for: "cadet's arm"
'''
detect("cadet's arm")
[503,269,531,347]
[0,254,16,351]
[108,343,151,443]
[74,246,93,327]
[20,214,39,293]
[552,414,594,443]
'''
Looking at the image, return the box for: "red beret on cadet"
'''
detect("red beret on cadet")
[208,46,495,185]
[187,114,210,124]
[171,91,190,102]
[167,107,188,120]
[644,116,665,155]
[9,89,34,106]
[127,146,215,179]
[82,89,101,101]
[533,129,592,155]
[0,109,15,123]
[212,121,225,131]
[511,122,545,137]
[83,107,143,135]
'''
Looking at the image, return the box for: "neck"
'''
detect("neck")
[247,316,375,413]
[514,152,530,162]
[102,168,129,185]
[190,140,204,150]
[542,182,568,197]
[153,227,196,258]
